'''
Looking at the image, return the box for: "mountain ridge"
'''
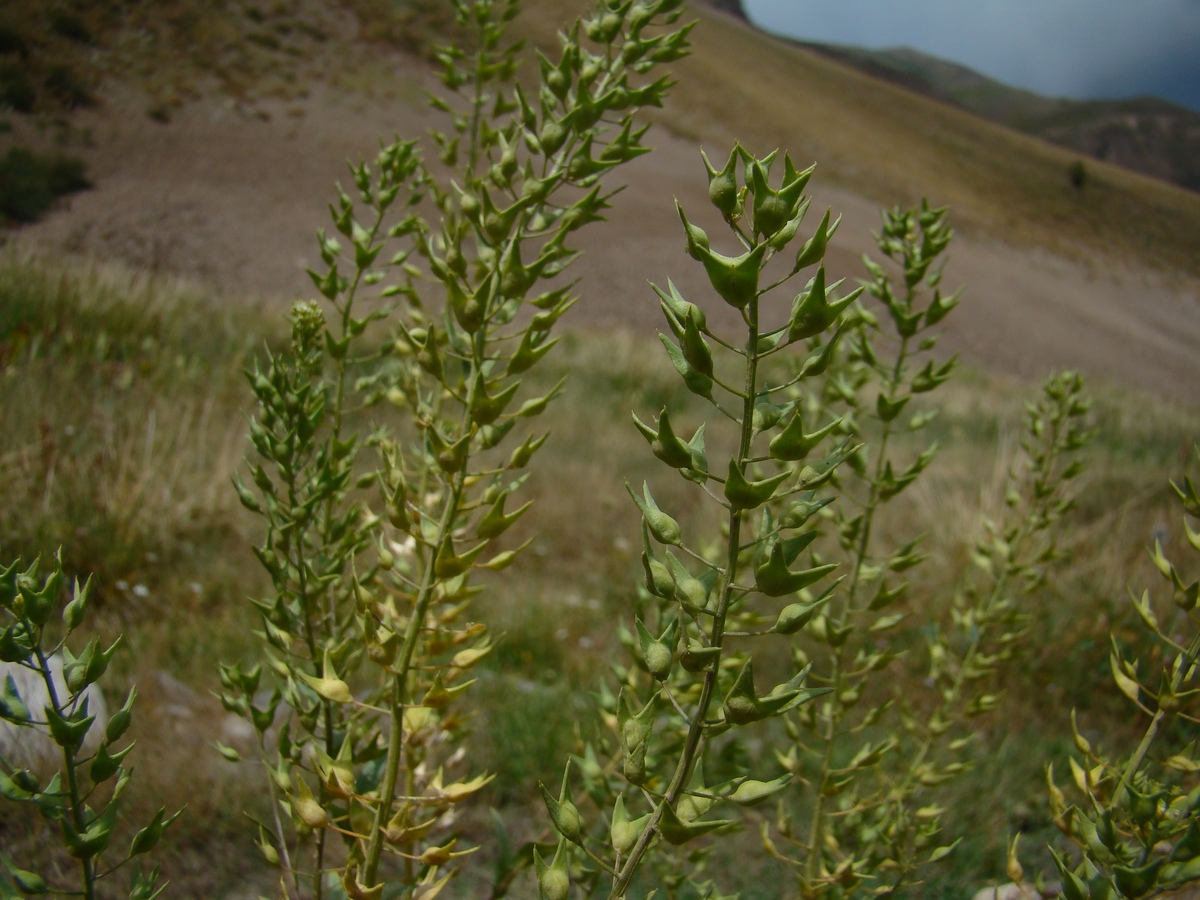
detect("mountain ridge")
[794,40,1200,194]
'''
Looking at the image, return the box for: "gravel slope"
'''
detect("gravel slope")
[9,75,1200,404]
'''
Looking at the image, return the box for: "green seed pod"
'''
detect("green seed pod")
[700,241,766,310]
[652,278,707,333]
[730,773,793,807]
[632,407,693,469]
[642,548,676,598]
[724,460,790,510]
[541,783,584,843]
[676,201,710,259]
[702,146,740,220]
[540,867,569,900]
[610,796,640,854]
[680,642,720,672]
[772,601,822,634]
[795,209,840,270]
[627,481,682,545]
[723,659,762,725]
[539,120,567,155]
[645,641,673,680]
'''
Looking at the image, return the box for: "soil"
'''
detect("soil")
[7,64,1200,405]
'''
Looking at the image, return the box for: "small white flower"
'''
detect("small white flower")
[132,584,150,599]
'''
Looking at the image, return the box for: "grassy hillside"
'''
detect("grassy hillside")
[513,1,1200,278]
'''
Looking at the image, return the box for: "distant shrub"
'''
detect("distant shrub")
[48,11,93,44]
[0,62,35,112]
[0,23,29,58]
[1070,158,1088,190]
[0,147,91,223]
[43,63,96,108]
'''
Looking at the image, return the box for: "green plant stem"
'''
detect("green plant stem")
[610,294,764,899]
[1113,628,1200,806]
[806,655,840,888]
[803,332,910,885]
[34,642,96,900]
[361,319,484,886]
[846,334,909,610]
[361,466,468,886]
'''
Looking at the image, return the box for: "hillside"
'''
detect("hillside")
[0,0,1198,402]
[797,42,1200,194]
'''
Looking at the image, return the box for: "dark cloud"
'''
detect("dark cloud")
[743,0,1200,112]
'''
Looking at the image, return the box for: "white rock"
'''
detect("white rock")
[0,654,109,773]
[971,883,1060,900]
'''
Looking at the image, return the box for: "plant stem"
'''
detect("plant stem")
[34,643,96,900]
[610,293,763,899]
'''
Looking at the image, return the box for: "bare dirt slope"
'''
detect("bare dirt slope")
[9,70,1200,405]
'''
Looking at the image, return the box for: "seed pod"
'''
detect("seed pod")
[676,200,710,259]
[610,795,640,855]
[769,409,843,461]
[699,241,766,310]
[292,776,328,829]
[795,209,840,270]
[680,641,720,672]
[636,616,678,681]
[723,659,761,725]
[788,267,862,342]
[724,460,789,510]
[772,600,822,635]
[632,408,693,470]
[702,146,739,220]
[627,481,682,545]
[535,840,572,900]
[541,779,584,844]
[730,773,793,807]
[652,278,707,333]
[641,544,676,598]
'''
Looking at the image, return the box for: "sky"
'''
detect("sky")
[741,0,1200,114]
